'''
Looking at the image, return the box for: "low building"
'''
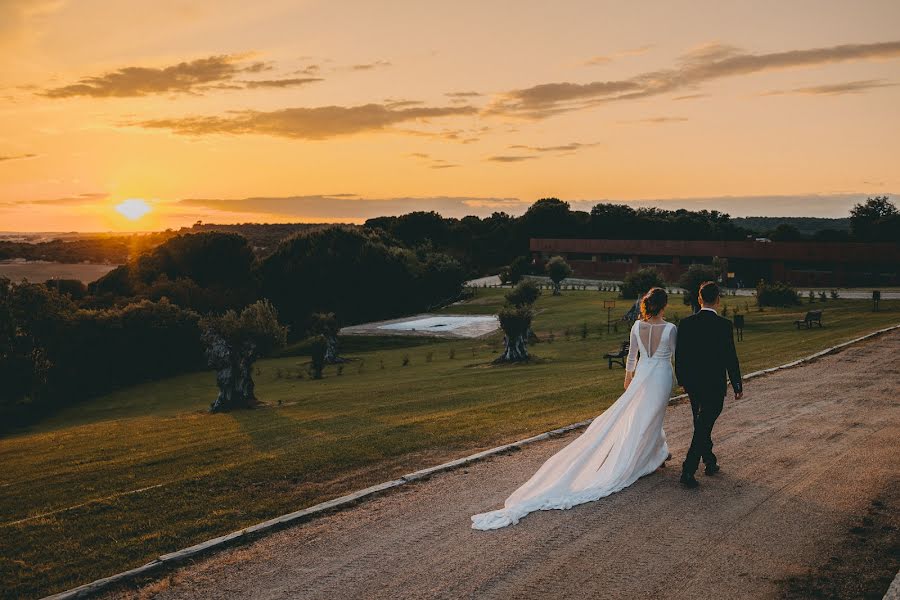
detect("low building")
[530,238,900,287]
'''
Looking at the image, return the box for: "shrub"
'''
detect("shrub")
[756,281,801,307]
[621,268,666,300]
[505,280,541,307]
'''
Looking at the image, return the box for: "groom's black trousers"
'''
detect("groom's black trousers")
[682,388,725,476]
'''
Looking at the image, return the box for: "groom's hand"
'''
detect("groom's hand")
[734,390,744,400]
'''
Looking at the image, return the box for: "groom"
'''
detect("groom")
[674,281,743,488]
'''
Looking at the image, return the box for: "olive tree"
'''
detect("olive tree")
[311,312,344,363]
[494,279,542,362]
[545,255,572,296]
[201,300,288,412]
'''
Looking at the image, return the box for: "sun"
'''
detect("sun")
[114,199,152,221]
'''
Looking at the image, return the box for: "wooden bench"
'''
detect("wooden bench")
[603,340,630,369]
[794,310,823,329]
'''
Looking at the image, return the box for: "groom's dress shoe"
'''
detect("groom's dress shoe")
[705,464,721,476]
[680,474,699,488]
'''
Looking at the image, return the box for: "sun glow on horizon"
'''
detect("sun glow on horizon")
[114,199,152,221]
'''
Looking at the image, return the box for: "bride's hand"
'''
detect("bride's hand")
[624,372,633,390]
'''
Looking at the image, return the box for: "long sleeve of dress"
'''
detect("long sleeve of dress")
[625,322,640,372]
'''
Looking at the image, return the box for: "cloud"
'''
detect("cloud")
[762,78,897,96]
[41,54,272,98]
[350,60,392,71]
[507,142,599,153]
[132,103,478,140]
[0,153,37,162]
[486,155,539,163]
[384,98,425,108]
[240,77,323,89]
[619,116,689,124]
[407,152,460,169]
[489,40,900,118]
[673,93,709,101]
[583,45,653,66]
[9,192,107,206]
[175,192,889,221]
[178,195,524,220]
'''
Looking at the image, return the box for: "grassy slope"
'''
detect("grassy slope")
[1,289,898,598]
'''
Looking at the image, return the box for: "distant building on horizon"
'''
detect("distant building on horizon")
[530,238,900,287]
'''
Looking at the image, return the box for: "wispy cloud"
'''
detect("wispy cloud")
[42,54,271,98]
[488,40,900,118]
[507,141,599,153]
[178,195,524,220]
[762,78,897,96]
[0,153,37,162]
[583,45,653,66]
[8,192,107,206]
[350,60,392,71]
[486,155,539,163]
[619,116,689,124]
[407,152,460,169]
[132,103,478,140]
[240,77,323,89]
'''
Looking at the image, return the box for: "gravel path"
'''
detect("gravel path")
[116,330,900,600]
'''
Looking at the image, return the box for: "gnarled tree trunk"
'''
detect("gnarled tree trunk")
[497,332,529,362]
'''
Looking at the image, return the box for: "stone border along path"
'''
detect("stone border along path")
[43,323,900,600]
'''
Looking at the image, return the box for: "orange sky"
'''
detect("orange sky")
[1,0,899,231]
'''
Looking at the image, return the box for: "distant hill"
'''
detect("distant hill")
[732,216,850,236]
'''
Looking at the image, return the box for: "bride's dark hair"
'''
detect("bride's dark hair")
[640,287,668,321]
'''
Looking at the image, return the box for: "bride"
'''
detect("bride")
[471,287,676,530]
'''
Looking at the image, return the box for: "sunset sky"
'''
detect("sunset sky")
[1,0,899,232]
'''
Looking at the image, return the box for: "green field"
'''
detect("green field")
[2,290,898,599]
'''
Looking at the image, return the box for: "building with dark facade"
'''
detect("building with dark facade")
[530,238,900,287]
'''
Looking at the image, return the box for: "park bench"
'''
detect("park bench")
[603,340,630,369]
[794,310,823,329]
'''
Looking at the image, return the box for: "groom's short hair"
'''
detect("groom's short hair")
[699,281,720,304]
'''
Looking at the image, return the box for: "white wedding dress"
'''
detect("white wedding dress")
[471,320,676,530]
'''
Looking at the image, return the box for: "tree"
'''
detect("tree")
[494,280,542,363]
[620,268,665,300]
[260,226,464,336]
[677,264,719,312]
[309,335,327,379]
[850,196,899,241]
[505,280,541,307]
[495,305,533,362]
[201,300,288,412]
[499,255,531,285]
[545,255,572,295]
[769,224,804,241]
[310,312,343,363]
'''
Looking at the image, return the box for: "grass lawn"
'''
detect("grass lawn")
[1,289,898,599]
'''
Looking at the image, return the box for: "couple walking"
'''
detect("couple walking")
[472,282,743,530]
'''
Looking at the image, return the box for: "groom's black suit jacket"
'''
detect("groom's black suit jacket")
[674,309,742,398]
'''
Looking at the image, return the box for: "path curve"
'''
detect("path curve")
[112,330,900,600]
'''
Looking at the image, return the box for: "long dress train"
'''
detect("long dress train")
[471,320,676,530]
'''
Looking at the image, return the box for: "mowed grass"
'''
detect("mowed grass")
[1,289,898,598]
